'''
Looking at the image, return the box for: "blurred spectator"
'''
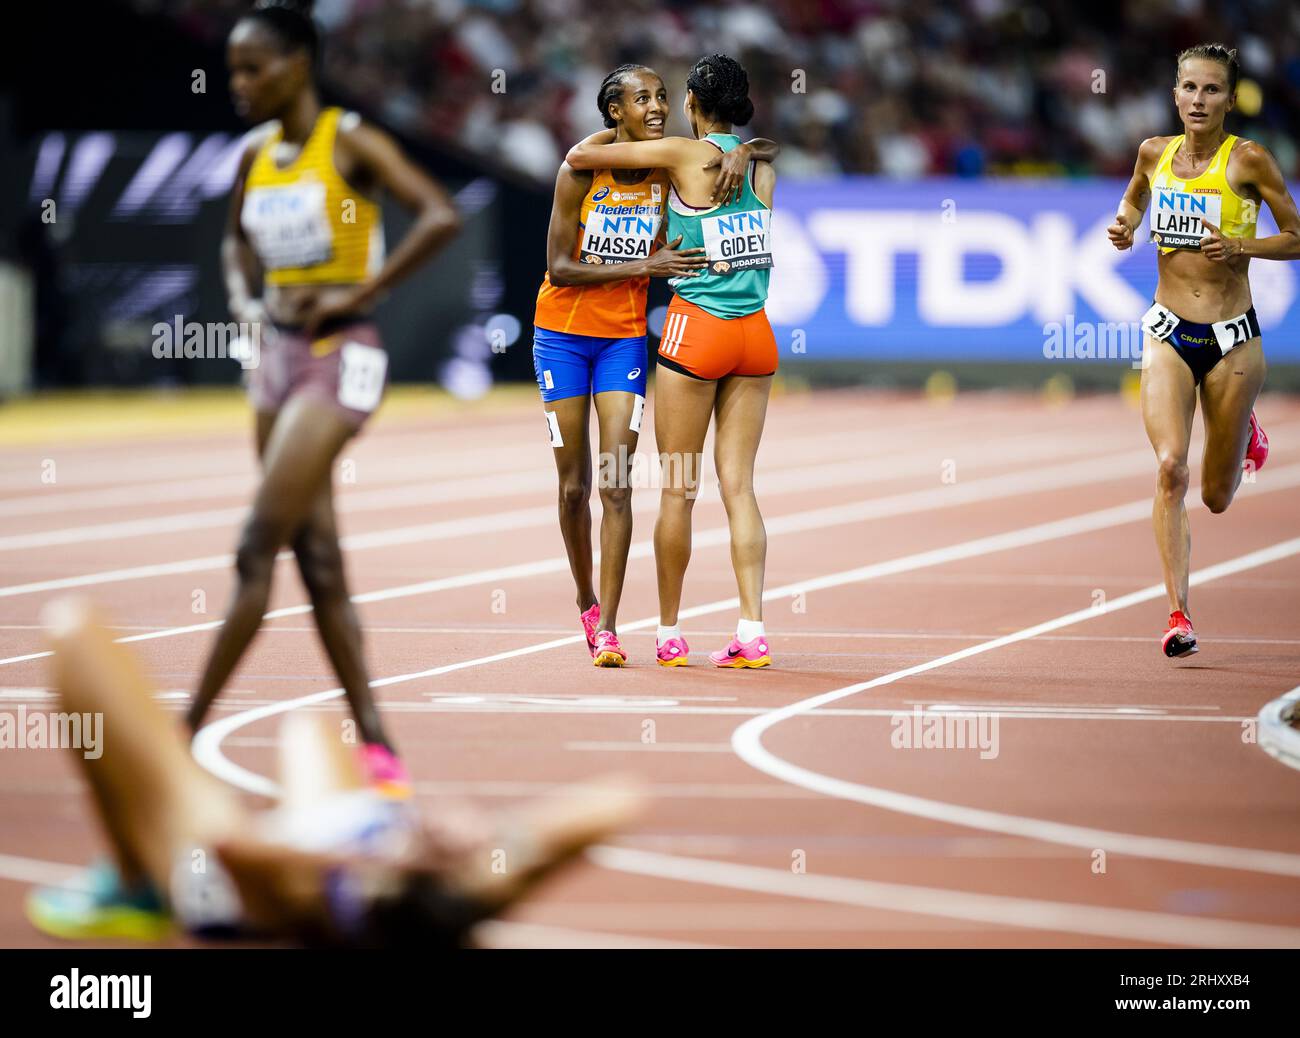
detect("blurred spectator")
[154,0,1300,181]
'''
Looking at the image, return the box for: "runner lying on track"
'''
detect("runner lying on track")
[27,598,644,947]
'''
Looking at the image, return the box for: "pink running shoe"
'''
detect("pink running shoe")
[592,630,627,667]
[1246,410,1269,472]
[709,634,772,669]
[1161,610,1198,659]
[580,603,601,657]
[656,636,690,667]
[359,743,412,799]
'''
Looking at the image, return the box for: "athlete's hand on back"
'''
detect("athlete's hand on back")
[705,142,753,205]
[1107,217,1135,251]
[644,235,707,278]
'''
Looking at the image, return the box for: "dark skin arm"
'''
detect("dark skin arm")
[546,162,706,287]
[300,119,462,336]
[222,128,274,325]
[570,128,781,205]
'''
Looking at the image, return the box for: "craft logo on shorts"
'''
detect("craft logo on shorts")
[50,969,151,1018]
[152,316,261,369]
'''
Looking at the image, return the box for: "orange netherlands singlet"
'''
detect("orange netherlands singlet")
[534,169,668,338]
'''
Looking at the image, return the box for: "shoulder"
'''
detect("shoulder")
[555,162,596,195]
[1138,135,1175,165]
[1229,137,1277,177]
[333,111,396,162]
[752,160,775,190]
[235,121,277,170]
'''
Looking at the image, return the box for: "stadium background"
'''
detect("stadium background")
[3,0,1300,398]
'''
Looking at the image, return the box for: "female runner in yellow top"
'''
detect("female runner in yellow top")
[185,0,461,789]
[1108,43,1300,657]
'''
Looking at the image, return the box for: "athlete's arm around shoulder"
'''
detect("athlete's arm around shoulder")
[1228,139,1300,260]
[544,162,705,287]
[565,133,703,176]
[751,160,776,208]
[1107,135,1173,251]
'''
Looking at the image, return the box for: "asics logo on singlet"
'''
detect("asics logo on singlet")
[591,186,610,202]
[627,368,641,379]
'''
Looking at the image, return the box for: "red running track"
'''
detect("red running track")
[0,387,1298,948]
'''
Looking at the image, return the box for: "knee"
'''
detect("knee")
[558,478,590,515]
[294,528,345,599]
[598,484,631,515]
[234,517,281,586]
[1156,454,1189,499]
[1201,484,1233,514]
[716,468,754,504]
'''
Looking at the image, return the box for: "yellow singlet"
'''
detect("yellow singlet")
[241,107,384,285]
[1148,134,1258,253]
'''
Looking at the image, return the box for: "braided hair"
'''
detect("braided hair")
[686,53,753,126]
[596,63,654,128]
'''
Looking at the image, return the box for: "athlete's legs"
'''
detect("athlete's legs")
[545,394,597,613]
[1198,338,1267,513]
[1141,336,1198,613]
[187,395,357,732]
[44,598,247,893]
[652,368,716,626]
[291,479,390,749]
[713,375,772,622]
[591,390,640,633]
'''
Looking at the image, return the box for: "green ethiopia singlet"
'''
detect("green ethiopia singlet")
[667,133,772,318]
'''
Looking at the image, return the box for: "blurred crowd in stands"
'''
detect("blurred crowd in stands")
[148,0,1300,181]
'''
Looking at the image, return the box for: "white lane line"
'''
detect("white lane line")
[190,467,1300,795]
[0,443,1196,665]
[0,420,1143,583]
[563,742,736,753]
[0,853,86,888]
[1257,684,1300,772]
[587,846,1300,948]
[731,536,1300,878]
[474,920,722,949]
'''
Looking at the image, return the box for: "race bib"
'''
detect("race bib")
[338,341,387,412]
[580,203,660,265]
[1211,311,1255,354]
[1150,187,1223,250]
[701,209,772,275]
[242,181,333,269]
[1141,302,1180,340]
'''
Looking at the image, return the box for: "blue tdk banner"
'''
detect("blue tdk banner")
[767,178,1298,362]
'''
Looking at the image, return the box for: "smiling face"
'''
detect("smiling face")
[227,19,309,124]
[1174,57,1235,136]
[606,69,669,141]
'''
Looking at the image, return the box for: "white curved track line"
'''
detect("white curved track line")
[1258,684,1300,773]
[588,846,1300,948]
[731,536,1300,878]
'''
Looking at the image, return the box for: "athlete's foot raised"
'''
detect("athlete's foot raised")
[709,634,772,669]
[1246,410,1269,472]
[580,603,601,657]
[1162,610,1198,659]
[592,630,627,667]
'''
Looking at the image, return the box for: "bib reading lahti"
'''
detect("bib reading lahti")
[1150,186,1223,251]
[242,180,333,270]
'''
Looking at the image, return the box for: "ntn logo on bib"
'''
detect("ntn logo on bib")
[242,180,333,269]
[702,209,772,273]
[1150,187,1223,250]
[580,210,659,263]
